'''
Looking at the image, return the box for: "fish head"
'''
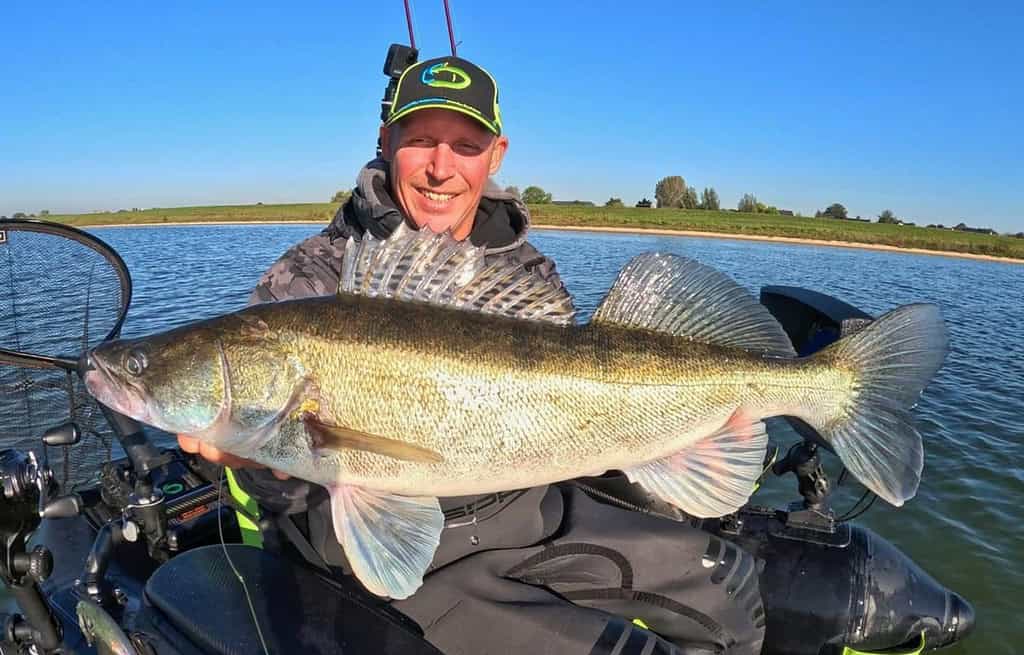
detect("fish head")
[84,323,229,437]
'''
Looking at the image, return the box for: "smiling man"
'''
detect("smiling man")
[239,56,554,306]
[179,55,766,655]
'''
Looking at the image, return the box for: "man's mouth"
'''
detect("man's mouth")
[417,188,459,204]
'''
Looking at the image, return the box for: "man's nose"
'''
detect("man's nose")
[426,143,456,181]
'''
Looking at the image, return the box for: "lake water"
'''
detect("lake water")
[42,225,1024,653]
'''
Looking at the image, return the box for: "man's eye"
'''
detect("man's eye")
[454,142,482,155]
[407,137,433,147]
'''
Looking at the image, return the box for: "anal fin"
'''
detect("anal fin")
[328,486,443,599]
[625,409,768,518]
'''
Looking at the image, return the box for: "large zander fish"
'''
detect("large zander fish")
[84,224,948,600]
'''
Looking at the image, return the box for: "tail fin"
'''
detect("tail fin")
[811,303,948,506]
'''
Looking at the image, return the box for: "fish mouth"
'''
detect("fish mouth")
[83,352,154,426]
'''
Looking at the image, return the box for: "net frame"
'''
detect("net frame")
[0,219,132,368]
[0,219,133,491]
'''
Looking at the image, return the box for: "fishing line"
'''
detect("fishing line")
[217,472,270,655]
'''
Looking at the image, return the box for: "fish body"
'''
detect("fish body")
[195,294,839,499]
[77,598,139,655]
[84,225,948,599]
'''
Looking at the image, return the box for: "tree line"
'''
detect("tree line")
[501,176,1018,234]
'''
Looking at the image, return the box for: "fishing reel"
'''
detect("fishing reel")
[1,423,83,580]
[0,423,84,654]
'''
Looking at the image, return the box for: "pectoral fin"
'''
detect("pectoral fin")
[624,408,768,518]
[303,415,443,463]
[328,485,443,599]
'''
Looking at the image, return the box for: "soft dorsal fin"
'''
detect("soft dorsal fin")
[339,222,576,325]
[593,253,796,357]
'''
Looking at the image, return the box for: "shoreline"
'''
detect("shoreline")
[532,224,1024,265]
[77,220,1024,265]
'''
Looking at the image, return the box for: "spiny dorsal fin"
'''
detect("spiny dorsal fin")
[339,222,576,325]
[593,253,796,357]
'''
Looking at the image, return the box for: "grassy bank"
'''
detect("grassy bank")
[529,205,1024,260]
[45,203,338,226]
[40,202,1024,261]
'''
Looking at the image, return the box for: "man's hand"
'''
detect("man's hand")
[177,435,290,480]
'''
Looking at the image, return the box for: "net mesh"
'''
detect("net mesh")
[0,223,129,492]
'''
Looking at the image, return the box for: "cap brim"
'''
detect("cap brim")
[386,98,501,136]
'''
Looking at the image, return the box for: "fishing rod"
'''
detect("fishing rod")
[404,0,417,49]
[443,0,457,56]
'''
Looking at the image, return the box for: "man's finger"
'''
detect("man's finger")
[178,435,200,453]
[178,434,266,470]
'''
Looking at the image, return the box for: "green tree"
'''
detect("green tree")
[737,194,759,213]
[682,186,699,209]
[605,197,624,207]
[39,209,50,216]
[820,203,848,220]
[503,186,520,199]
[522,186,552,204]
[655,176,687,208]
[700,187,720,211]
[878,209,898,224]
[12,212,27,219]
[331,190,351,203]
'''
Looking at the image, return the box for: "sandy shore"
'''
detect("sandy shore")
[78,220,1023,265]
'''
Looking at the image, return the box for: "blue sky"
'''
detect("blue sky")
[2,1,1022,232]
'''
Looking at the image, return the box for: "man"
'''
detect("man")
[180,56,764,655]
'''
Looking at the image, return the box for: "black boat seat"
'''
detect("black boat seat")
[143,544,442,655]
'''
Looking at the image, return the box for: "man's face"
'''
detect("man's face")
[381,108,508,241]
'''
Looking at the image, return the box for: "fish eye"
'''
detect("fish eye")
[123,349,148,377]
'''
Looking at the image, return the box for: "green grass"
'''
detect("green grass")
[529,205,1024,260]
[40,202,1024,261]
[45,203,339,226]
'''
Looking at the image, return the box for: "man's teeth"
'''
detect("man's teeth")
[421,190,455,202]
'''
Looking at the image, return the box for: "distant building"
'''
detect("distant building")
[779,209,794,216]
[954,222,997,235]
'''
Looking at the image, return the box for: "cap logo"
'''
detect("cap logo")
[421,62,471,90]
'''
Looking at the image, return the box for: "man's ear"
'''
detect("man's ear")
[488,136,509,175]
[379,124,393,160]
